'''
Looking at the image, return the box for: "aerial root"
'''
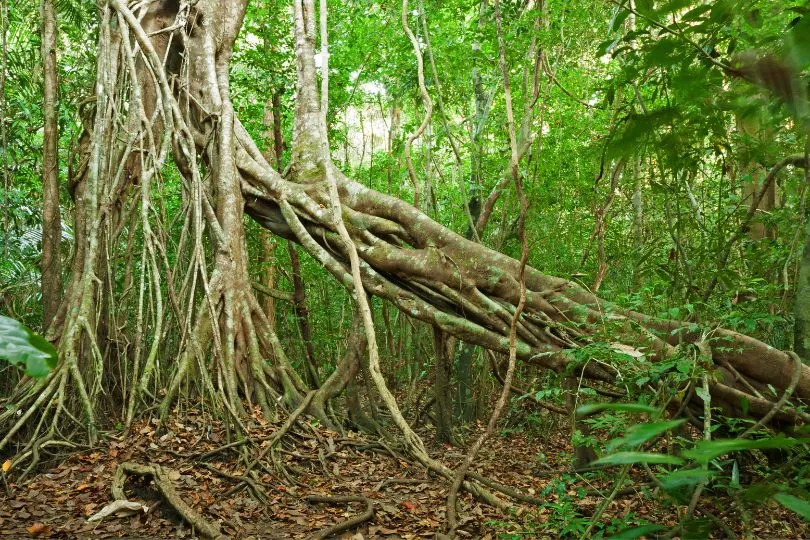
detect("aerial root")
[0,366,83,484]
[305,494,375,540]
[112,461,222,539]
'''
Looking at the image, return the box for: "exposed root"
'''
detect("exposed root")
[243,390,316,477]
[112,461,222,539]
[465,472,546,506]
[739,351,804,438]
[305,494,375,540]
[201,463,267,503]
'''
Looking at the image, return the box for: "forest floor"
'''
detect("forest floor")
[0,406,807,539]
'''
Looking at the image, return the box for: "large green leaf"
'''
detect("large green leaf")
[774,493,810,521]
[606,419,687,452]
[683,436,809,465]
[590,452,684,467]
[576,402,659,419]
[609,524,667,539]
[657,469,715,491]
[0,315,58,377]
[786,16,810,69]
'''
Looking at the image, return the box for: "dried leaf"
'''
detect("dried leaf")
[87,500,148,522]
[369,526,400,535]
[610,343,645,358]
[27,522,49,536]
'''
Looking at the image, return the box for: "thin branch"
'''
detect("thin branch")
[401,0,433,209]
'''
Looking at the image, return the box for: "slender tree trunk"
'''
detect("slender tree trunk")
[288,241,320,387]
[272,91,284,169]
[632,160,644,288]
[40,0,61,328]
[737,112,774,241]
[260,99,280,329]
[564,377,598,469]
[433,326,454,444]
[449,0,489,423]
[796,199,810,363]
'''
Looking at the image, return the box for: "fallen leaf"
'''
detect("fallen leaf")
[609,342,645,358]
[369,526,400,535]
[27,522,49,536]
[87,500,148,522]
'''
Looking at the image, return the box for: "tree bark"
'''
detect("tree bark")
[433,326,454,444]
[796,202,810,363]
[40,0,61,328]
[288,241,320,387]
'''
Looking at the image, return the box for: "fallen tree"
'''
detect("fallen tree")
[0,0,807,487]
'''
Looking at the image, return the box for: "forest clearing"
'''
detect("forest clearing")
[1,0,810,537]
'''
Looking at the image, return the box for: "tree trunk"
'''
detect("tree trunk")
[288,241,320,387]
[260,98,280,330]
[632,159,644,288]
[737,112,774,241]
[433,326,454,444]
[40,0,61,328]
[795,208,810,363]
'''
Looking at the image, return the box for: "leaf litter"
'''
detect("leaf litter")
[0,407,806,538]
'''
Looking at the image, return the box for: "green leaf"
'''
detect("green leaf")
[709,0,732,23]
[607,419,686,452]
[591,452,684,467]
[731,460,740,489]
[576,402,659,419]
[634,0,654,15]
[597,37,620,56]
[644,38,680,67]
[658,469,715,490]
[683,437,809,465]
[608,524,667,539]
[681,4,711,22]
[609,8,630,33]
[676,359,693,373]
[0,315,58,377]
[786,16,810,69]
[656,0,694,17]
[774,493,810,521]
